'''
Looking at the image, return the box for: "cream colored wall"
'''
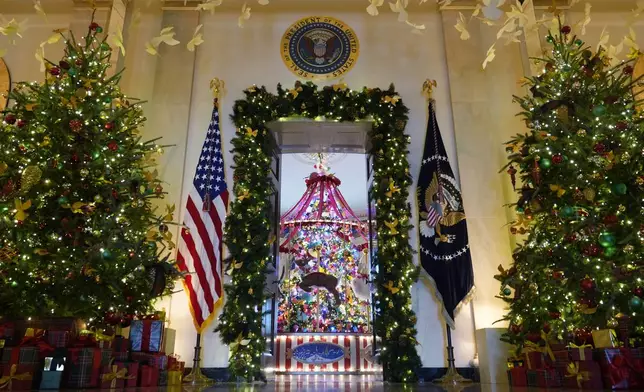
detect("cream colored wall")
[3,0,641,372]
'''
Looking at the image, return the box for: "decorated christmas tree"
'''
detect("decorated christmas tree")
[0,21,179,323]
[497,23,644,349]
[277,160,371,334]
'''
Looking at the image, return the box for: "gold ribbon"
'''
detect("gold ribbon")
[101,365,134,389]
[92,327,114,342]
[540,330,556,361]
[566,362,590,388]
[568,343,593,361]
[0,364,33,390]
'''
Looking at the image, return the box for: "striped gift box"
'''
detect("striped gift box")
[0,347,39,364]
[274,334,380,373]
[131,352,167,370]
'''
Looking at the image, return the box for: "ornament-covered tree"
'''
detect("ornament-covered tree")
[497,24,644,349]
[0,21,180,323]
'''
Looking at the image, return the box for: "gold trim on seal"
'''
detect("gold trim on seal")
[280,16,359,80]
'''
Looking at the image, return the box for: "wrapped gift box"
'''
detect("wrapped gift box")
[1,346,40,365]
[570,345,593,361]
[139,364,160,387]
[46,330,70,349]
[0,323,15,345]
[528,368,562,388]
[159,370,168,386]
[100,361,138,389]
[167,369,183,386]
[592,329,618,348]
[130,320,164,352]
[597,348,644,389]
[563,361,603,390]
[40,371,63,390]
[65,347,103,388]
[552,349,570,368]
[131,352,167,370]
[507,367,527,387]
[164,328,176,354]
[0,364,35,390]
[525,350,545,370]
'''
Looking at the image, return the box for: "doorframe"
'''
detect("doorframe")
[216,81,422,382]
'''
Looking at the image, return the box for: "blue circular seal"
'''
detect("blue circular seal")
[281,17,359,80]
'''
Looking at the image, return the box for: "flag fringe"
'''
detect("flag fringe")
[419,268,476,329]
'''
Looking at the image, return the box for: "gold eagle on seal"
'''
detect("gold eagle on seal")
[419,173,466,245]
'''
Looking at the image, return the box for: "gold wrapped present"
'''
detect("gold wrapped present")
[592,329,618,348]
[168,370,183,386]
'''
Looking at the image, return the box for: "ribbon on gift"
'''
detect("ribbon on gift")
[541,330,556,362]
[101,364,135,389]
[568,343,593,361]
[0,364,33,390]
[566,362,591,388]
[9,328,54,364]
[70,334,97,348]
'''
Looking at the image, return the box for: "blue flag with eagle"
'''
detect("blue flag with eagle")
[417,100,474,328]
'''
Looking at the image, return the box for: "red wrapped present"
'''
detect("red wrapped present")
[0,323,14,341]
[131,352,167,370]
[46,330,69,348]
[507,367,527,387]
[139,365,160,387]
[100,362,137,389]
[552,349,570,368]
[569,344,593,361]
[597,348,644,389]
[112,336,129,353]
[66,347,103,388]
[0,364,34,390]
[531,368,562,388]
[523,348,545,370]
[563,361,603,389]
[168,354,181,370]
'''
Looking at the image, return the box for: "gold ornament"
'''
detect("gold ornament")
[384,219,399,234]
[0,245,18,262]
[583,188,596,201]
[577,129,586,136]
[0,162,7,175]
[20,165,42,193]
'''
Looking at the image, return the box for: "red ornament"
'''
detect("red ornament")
[616,121,628,131]
[624,65,634,75]
[549,311,561,319]
[69,119,83,132]
[593,143,606,154]
[605,96,619,105]
[510,324,522,335]
[565,233,577,242]
[107,140,118,152]
[16,119,27,128]
[154,185,163,195]
[580,277,595,291]
[105,122,114,130]
[71,153,79,163]
[128,252,135,259]
[3,113,16,125]
[552,154,563,164]
[104,311,119,325]
[552,270,564,280]
[49,67,61,76]
[584,244,601,256]
[1,180,14,195]
[59,60,71,70]
[75,58,84,66]
[89,22,100,31]
[543,323,551,334]
[583,67,594,78]
[111,189,119,199]
[19,145,27,153]
[634,287,644,298]
[561,25,572,34]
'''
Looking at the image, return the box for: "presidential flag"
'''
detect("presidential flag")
[416,100,474,328]
[177,101,228,331]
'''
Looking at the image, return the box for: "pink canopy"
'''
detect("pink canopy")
[279,172,368,253]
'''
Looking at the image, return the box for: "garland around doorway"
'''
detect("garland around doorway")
[216,81,421,382]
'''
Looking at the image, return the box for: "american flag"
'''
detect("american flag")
[177,102,228,331]
[425,203,442,227]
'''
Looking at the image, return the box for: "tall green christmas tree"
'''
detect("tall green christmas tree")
[0,21,179,323]
[497,23,644,349]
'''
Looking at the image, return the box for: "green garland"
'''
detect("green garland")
[216,81,421,382]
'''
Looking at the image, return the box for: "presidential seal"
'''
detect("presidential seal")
[280,16,359,80]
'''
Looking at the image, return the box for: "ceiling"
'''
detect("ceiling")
[280,153,368,217]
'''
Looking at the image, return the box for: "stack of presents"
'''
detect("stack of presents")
[507,327,644,389]
[0,315,185,390]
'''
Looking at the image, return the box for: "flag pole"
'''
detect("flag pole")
[421,79,473,385]
[184,77,225,386]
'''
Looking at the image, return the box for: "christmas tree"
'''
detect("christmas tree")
[0,21,179,323]
[277,164,371,334]
[497,23,644,349]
